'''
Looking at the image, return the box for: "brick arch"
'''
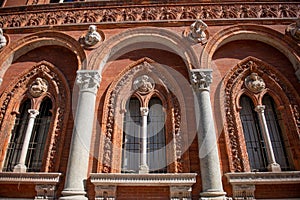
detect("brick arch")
[97,57,194,174]
[0,30,86,78]
[223,56,300,172]
[88,27,199,72]
[0,61,71,172]
[201,24,300,73]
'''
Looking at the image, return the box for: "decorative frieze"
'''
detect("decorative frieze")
[0,3,299,29]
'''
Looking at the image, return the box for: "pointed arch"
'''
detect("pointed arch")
[223,56,300,172]
[0,61,71,172]
[97,57,194,174]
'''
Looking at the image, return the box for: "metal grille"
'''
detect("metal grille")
[3,99,31,172]
[147,97,166,173]
[240,95,268,171]
[122,98,141,173]
[26,97,52,172]
[263,95,290,170]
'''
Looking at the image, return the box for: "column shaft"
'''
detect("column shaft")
[139,107,149,173]
[255,105,281,172]
[14,109,39,172]
[60,71,101,200]
[190,69,226,200]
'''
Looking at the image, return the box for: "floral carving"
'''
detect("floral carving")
[0,3,299,28]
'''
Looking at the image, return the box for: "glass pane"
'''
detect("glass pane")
[240,95,268,171]
[263,95,290,170]
[3,99,31,172]
[121,98,140,173]
[26,97,52,172]
[147,97,166,173]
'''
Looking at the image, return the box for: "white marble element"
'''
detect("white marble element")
[190,69,227,200]
[60,70,101,200]
[14,109,39,173]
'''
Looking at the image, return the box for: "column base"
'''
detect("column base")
[59,189,87,200]
[267,163,281,172]
[13,164,27,172]
[200,191,227,200]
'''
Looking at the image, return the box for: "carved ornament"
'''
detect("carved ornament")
[0,28,7,50]
[76,71,101,93]
[286,19,300,41]
[133,75,155,94]
[0,3,299,29]
[245,73,265,93]
[190,69,212,92]
[29,77,48,98]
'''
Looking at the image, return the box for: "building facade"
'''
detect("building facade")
[0,0,299,199]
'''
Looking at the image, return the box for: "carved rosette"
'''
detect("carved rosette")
[190,69,212,92]
[133,75,155,94]
[29,77,48,98]
[76,71,101,93]
[245,72,265,93]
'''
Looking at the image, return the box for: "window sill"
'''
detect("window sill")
[90,173,197,199]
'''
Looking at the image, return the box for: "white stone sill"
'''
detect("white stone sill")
[90,173,197,186]
[225,171,300,185]
[0,172,61,184]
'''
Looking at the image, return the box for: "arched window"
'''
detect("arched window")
[121,97,166,173]
[3,99,31,172]
[263,95,290,170]
[240,95,268,171]
[26,97,53,172]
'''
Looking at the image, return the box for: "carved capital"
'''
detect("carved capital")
[76,70,101,93]
[28,109,39,118]
[140,107,149,116]
[254,105,265,113]
[190,69,212,92]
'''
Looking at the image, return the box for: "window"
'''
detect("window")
[121,97,166,173]
[3,97,52,172]
[3,99,31,172]
[240,94,290,171]
[240,95,268,171]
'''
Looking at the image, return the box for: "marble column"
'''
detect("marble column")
[255,105,281,172]
[60,70,101,200]
[14,109,39,173]
[139,107,149,173]
[190,69,226,200]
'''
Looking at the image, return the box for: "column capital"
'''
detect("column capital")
[190,69,212,92]
[76,70,101,93]
[28,109,39,118]
[255,105,265,113]
[140,107,149,116]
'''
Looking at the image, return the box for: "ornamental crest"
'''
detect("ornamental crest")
[245,72,265,93]
[133,75,155,94]
[29,77,48,98]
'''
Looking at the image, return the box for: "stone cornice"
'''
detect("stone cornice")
[0,2,299,30]
[225,171,300,185]
[90,173,197,186]
[0,172,61,184]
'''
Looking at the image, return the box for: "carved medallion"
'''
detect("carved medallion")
[133,75,155,94]
[245,73,265,93]
[29,77,48,98]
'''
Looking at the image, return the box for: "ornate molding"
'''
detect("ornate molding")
[0,3,299,29]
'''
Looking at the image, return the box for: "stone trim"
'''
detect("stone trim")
[91,173,196,199]
[0,2,298,30]
[0,172,61,184]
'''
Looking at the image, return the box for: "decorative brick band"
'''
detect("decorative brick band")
[0,2,299,29]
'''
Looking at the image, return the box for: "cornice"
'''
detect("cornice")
[225,171,300,185]
[0,2,299,31]
[90,173,197,186]
[0,172,61,184]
